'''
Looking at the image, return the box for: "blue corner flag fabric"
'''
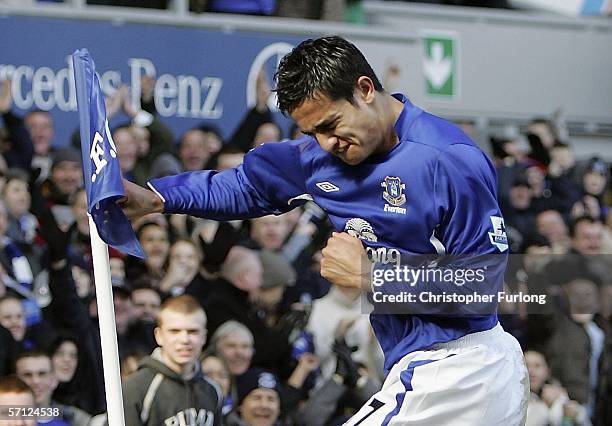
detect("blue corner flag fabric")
[72,49,145,258]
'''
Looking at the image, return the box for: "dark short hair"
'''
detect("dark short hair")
[275,35,383,115]
[520,233,550,252]
[4,168,29,186]
[47,332,79,357]
[569,215,599,238]
[15,349,52,366]
[197,124,223,140]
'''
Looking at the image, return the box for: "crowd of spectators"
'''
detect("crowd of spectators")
[488,117,612,426]
[0,58,610,425]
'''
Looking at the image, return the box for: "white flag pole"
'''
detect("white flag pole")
[88,214,126,426]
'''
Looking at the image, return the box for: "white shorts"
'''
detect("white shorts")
[344,323,529,426]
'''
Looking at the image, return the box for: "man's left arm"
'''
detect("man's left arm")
[122,141,308,221]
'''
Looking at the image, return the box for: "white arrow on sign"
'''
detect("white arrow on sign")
[423,42,451,89]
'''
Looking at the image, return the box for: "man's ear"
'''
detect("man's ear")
[154,326,163,347]
[356,76,375,103]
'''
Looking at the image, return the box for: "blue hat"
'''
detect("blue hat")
[236,368,280,405]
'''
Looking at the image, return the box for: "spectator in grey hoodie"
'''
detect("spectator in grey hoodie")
[121,295,223,425]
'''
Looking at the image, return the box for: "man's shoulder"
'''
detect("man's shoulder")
[122,361,159,395]
[408,111,477,153]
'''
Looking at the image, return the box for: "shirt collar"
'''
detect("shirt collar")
[392,93,423,142]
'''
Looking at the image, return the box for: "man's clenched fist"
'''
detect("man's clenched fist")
[320,232,372,291]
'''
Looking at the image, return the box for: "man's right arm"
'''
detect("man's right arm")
[121,140,308,221]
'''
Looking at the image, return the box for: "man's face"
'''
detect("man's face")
[71,266,92,299]
[290,88,385,166]
[0,391,36,426]
[139,225,170,262]
[550,146,574,170]
[583,171,607,196]
[131,289,161,323]
[109,257,126,283]
[113,128,138,173]
[25,112,53,156]
[51,161,82,197]
[536,210,567,243]
[253,286,285,311]
[154,310,206,373]
[509,185,531,210]
[217,333,254,376]
[3,179,31,217]
[0,299,26,341]
[525,167,546,194]
[52,341,78,383]
[250,215,289,251]
[169,241,200,280]
[113,292,133,335]
[71,190,89,236]
[524,351,549,393]
[179,130,210,171]
[572,221,603,255]
[235,256,263,293]
[240,388,281,426]
[130,126,150,156]
[565,279,599,315]
[15,356,57,406]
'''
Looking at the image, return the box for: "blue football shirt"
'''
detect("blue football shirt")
[149,94,508,371]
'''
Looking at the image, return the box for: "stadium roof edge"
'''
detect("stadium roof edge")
[0,3,419,44]
[363,0,612,32]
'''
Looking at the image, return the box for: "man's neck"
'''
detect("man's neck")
[38,396,52,407]
[381,93,405,152]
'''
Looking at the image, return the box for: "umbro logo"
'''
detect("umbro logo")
[316,182,340,192]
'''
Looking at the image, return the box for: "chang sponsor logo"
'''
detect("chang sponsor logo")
[344,218,401,266]
[344,218,378,242]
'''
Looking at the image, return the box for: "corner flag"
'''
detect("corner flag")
[72,48,144,258]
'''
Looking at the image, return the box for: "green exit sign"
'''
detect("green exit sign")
[422,32,458,98]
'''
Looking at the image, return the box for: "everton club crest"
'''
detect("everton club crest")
[381,176,407,214]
